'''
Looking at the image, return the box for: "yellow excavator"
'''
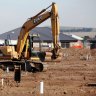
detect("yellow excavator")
[0,2,61,72]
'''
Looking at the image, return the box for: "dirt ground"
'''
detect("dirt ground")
[0,48,96,96]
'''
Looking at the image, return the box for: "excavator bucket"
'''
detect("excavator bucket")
[30,51,62,62]
[43,51,62,62]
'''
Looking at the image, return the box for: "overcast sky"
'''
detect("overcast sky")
[0,0,96,34]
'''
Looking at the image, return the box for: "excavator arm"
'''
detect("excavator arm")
[51,3,60,58]
[16,3,60,59]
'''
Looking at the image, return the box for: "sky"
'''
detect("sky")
[0,0,96,33]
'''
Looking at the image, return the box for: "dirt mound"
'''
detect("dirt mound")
[60,48,92,61]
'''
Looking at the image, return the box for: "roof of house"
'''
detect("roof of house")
[59,33,77,42]
[0,27,78,42]
[69,34,83,40]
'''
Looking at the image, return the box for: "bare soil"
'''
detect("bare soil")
[0,48,96,96]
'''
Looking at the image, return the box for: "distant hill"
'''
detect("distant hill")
[60,26,96,32]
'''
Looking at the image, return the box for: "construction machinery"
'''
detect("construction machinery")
[0,2,61,72]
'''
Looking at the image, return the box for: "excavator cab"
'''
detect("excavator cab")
[29,34,41,57]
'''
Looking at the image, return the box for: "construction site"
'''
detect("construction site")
[0,2,96,96]
[0,48,96,96]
